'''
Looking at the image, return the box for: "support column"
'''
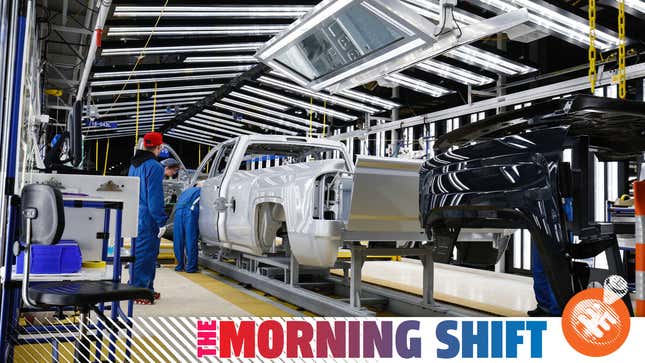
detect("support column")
[421,247,435,306]
[350,244,365,309]
[634,181,645,316]
[289,253,299,286]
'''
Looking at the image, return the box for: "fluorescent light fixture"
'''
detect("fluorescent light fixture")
[255,0,529,92]
[415,59,495,86]
[92,108,183,119]
[184,121,246,137]
[90,84,221,97]
[202,109,298,136]
[220,97,323,128]
[165,132,220,146]
[444,45,535,75]
[175,124,220,137]
[169,127,229,140]
[469,0,619,50]
[108,25,287,37]
[194,112,244,127]
[622,0,645,14]
[91,99,200,112]
[213,102,311,132]
[92,66,254,79]
[384,73,452,97]
[228,91,290,111]
[337,89,400,109]
[184,55,258,64]
[241,85,356,121]
[90,73,240,87]
[189,115,255,135]
[127,110,184,118]
[113,5,312,18]
[257,76,379,113]
[154,91,213,99]
[101,43,263,56]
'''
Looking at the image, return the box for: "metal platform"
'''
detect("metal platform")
[199,243,489,317]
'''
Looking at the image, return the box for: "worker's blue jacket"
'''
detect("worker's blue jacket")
[128,150,167,289]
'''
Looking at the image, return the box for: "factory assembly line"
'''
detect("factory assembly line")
[1,0,644,361]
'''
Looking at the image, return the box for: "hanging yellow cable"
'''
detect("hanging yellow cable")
[198,144,202,165]
[104,0,170,114]
[617,0,626,99]
[588,0,597,94]
[102,139,110,176]
[134,83,140,145]
[322,100,327,138]
[95,140,98,172]
[308,97,313,138]
[151,81,158,131]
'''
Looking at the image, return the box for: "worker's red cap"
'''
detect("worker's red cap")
[143,132,163,147]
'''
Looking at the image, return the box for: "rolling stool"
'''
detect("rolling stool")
[18,184,153,361]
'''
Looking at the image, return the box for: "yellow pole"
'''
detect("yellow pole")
[102,139,110,176]
[151,81,158,130]
[95,140,98,171]
[198,144,202,165]
[134,83,141,144]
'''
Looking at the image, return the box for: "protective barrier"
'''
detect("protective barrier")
[635,181,645,316]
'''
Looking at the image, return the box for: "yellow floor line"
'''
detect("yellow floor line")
[180,271,295,317]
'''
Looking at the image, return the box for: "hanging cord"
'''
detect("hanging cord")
[134,83,141,144]
[102,0,170,115]
[95,140,98,171]
[588,0,597,94]
[151,81,158,131]
[198,144,202,165]
[102,139,110,176]
[308,97,313,138]
[322,100,327,138]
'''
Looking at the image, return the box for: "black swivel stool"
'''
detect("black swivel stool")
[18,184,153,360]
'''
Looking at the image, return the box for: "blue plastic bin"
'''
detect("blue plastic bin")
[16,240,82,274]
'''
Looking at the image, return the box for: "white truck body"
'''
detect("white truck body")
[195,135,425,267]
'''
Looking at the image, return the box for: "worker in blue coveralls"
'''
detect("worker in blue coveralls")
[128,132,168,305]
[528,198,573,316]
[173,185,202,273]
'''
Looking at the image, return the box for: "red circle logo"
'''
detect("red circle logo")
[561,286,630,357]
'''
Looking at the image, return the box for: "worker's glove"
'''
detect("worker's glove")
[157,226,167,238]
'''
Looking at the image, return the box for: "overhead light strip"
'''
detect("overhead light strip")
[384,74,453,97]
[108,25,288,37]
[337,89,400,110]
[90,73,240,87]
[101,43,263,56]
[184,55,258,64]
[92,65,254,79]
[220,97,323,128]
[169,127,229,140]
[165,132,219,146]
[415,59,495,86]
[257,76,380,114]
[190,115,255,134]
[201,109,298,136]
[212,102,311,132]
[193,113,244,127]
[241,85,357,121]
[90,84,221,97]
[444,45,535,75]
[113,5,313,18]
[228,91,291,111]
[184,121,247,137]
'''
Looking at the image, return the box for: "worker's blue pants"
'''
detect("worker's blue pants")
[132,231,160,291]
[531,243,561,315]
[173,207,199,272]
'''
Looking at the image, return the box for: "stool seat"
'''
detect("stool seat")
[28,281,153,307]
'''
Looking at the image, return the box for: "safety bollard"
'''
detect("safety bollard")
[635,181,645,316]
